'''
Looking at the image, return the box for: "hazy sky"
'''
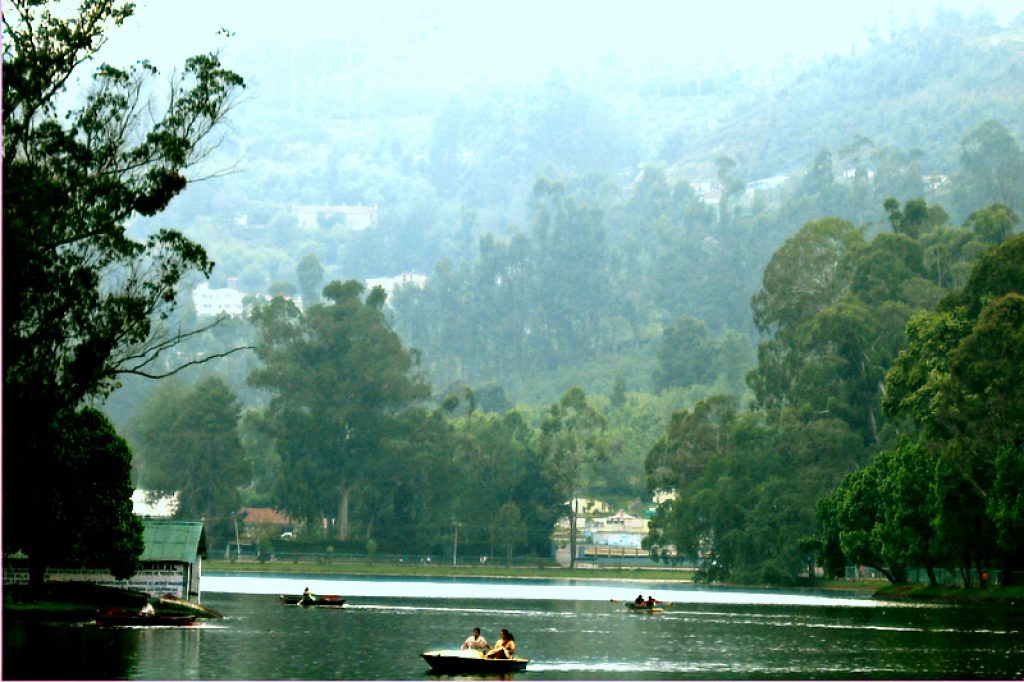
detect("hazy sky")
[102,0,1023,82]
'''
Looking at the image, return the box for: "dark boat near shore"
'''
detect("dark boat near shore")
[95,609,198,626]
[421,649,529,674]
[279,594,346,607]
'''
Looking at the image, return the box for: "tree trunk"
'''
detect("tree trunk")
[865,378,881,445]
[875,564,897,583]
[925,564,938,587]
[337,485,351,541]
[960,563,973,588]
[568,498,578,570]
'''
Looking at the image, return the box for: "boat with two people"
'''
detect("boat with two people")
[421,649,529,674]
[622,594,669,613]
[423,628,528,674]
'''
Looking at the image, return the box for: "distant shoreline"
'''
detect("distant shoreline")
[203,561,1023,604]
[202,559,700,583]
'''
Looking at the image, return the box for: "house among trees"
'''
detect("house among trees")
[3,519,207,602]
[554,499,656,566]
[237,507,294,540]
[191,281,247,318]
[584,510,649,547]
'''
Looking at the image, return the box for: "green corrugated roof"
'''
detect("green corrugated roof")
[140,519,205,563]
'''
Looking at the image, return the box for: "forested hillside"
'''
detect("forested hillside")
[139,11,1024,298]
[685,11,1024,180]
[107,10,1024,415]
[94,7,1024,577]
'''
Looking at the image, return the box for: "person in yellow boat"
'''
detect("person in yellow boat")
[485,629,516,659]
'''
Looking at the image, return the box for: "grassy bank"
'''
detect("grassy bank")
[875,583,1024,605]
[3,582,222,621]
[3,583,150,622]
[203,559,698,583]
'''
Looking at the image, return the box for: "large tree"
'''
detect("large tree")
[956,120,1024,213]
[44,408,145,581]
[539,387,607,569]
[132,376,251,544]
[2,0,244,585]
[249,281,430,540]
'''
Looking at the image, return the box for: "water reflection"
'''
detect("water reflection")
[3,619,142,680]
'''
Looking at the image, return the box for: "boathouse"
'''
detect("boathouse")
[3,519,207,601]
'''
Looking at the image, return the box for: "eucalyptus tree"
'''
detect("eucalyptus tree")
[539,387,607,569]
[296,253,325,307]
[955,120,1024,214]
[249,281,430,541]
[2,0,244,585]
[131,376,250,545]
[655,318,712,392]
[748,217,865,412]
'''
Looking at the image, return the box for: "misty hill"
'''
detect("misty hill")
[115,8,1024,413]
[146,10,1024,288]
[682,10,1024,179]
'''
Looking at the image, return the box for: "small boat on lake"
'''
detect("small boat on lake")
[279,594,346,607]
[95,609,198,627]
[624,602,664,613]
[421,649,529,674]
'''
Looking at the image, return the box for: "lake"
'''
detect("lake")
[4,574,1022,680]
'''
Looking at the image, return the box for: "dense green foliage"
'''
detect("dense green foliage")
[43,408,145,581]
[248,281,432,540]
[820,234,1024,585]
[130,376,251,545]
[2,0,243,583]
[646,203,1020,584]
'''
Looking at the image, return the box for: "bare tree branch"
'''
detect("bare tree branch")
[119,345,255,379]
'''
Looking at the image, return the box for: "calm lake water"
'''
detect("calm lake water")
[4,574,1023,680]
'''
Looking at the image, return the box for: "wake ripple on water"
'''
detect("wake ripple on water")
[344,603,577,618]
[530,660,715,674]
